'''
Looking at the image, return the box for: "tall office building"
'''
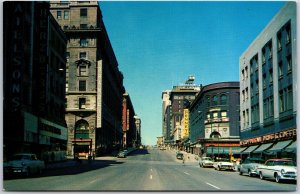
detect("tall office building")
[168,76,201,150]
[161,90,171,144]
[3,2,67,161]
[50,1,125,157]
[239,2,297,160]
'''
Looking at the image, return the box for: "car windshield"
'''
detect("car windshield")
[203,157,212,161]
[11,155,31,160]
[274,160,296,166]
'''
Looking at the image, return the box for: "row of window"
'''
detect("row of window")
[56,8,88,20]
[241,21,291,83]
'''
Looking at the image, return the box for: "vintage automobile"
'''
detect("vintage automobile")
[117,149,128,158]
[176,153,184,160]
[213,158,235,171]
[239,157,265,177]
[257,159,297,183]
[199,157,214,168]
[4,153,45,176]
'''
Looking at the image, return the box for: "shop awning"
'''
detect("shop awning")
[241,145,259,154]
[266,140,293,153]
[284,141,297,153]
[253,143,273,153]
[206,147,240,154]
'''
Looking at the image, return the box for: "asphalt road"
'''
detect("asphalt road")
[2,148,297,191]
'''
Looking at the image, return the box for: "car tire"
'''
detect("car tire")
[217,166,220,171]
[239,170,243,175]
[248,170,252,177]
[259,172,264,180]
[275,173,281,183]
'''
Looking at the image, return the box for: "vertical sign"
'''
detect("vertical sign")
[96,60,102,128]
[183,109,189,137]
[35,2,49,115]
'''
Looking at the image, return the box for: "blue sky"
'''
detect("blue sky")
[99,1,286,145]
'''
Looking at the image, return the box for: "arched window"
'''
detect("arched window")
[220,94,227,105]
[75,119,89,139]
[212,95,218,106]
[210,131,221,139]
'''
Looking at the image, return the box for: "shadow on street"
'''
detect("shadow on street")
[4,159,124,180]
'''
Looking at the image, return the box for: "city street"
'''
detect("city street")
[3,148,297,191]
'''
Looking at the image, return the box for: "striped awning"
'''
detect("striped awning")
[253,143,273,153]
[241,145,259,154]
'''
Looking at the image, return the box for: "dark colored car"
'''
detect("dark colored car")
[176,153,184,160]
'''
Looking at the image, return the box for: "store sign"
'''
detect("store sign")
[11,3,25,111]
[241,128,296,146]
[183,109,189,137]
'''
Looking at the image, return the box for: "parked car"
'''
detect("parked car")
[257,159,297,183]
[176,153,184,160]
[213,158,235,171]
[239,157,265,177]
[4,153,45,176]
[199,157,214,168]
[117,150,128,158]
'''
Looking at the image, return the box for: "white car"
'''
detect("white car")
[239,157,265,177]
[213,158,235,171]
[4,153,45,176]
[199,157,214,168]
[257,159,297,183]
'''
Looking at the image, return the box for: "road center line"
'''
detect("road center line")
[206,182,221,190]
[150,175,153,180]
[89,180,97,184]
[183,172,190,175]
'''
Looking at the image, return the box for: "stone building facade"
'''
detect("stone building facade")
[50,1,125,157]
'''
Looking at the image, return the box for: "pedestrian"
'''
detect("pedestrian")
[182,156,185,165]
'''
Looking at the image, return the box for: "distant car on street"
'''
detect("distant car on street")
[213,158,234,171]
[257,159,297,183]
[199,157,214,168]
[4,153,45,177]
[239,157,265,177]
[117,149,128,158]
[176,153,184,160]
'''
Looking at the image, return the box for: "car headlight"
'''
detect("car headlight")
[281,169,285,174]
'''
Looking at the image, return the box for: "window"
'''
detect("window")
[221,111,227,118]
[212,95,218,106]
[220,94,227,105]
[279,90,284,112]
[80,38,88,47]
[80,8,87,17]
[79,65,87,76]
[277,33,282,51]
[278,62,283,78]
[287,55,292,73]
[79,52,87,59]
[213,112,218,118]
[79,98,86,109]
[79,80,86,91]
[287,86,293,110]
[245,66,248,79]
[207,113,211,119]
[286,23,291,44]
[263,74,266,89]
[241,69,245,81]
[262,49,266,64]
[269,96,274,117]
[245,88,248,100]
[242,90,245,102]
[246,109,249,126]
[64,11,69,19]
[269,69,273,84]
[268,42,273,59]
[57,11,62,19]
